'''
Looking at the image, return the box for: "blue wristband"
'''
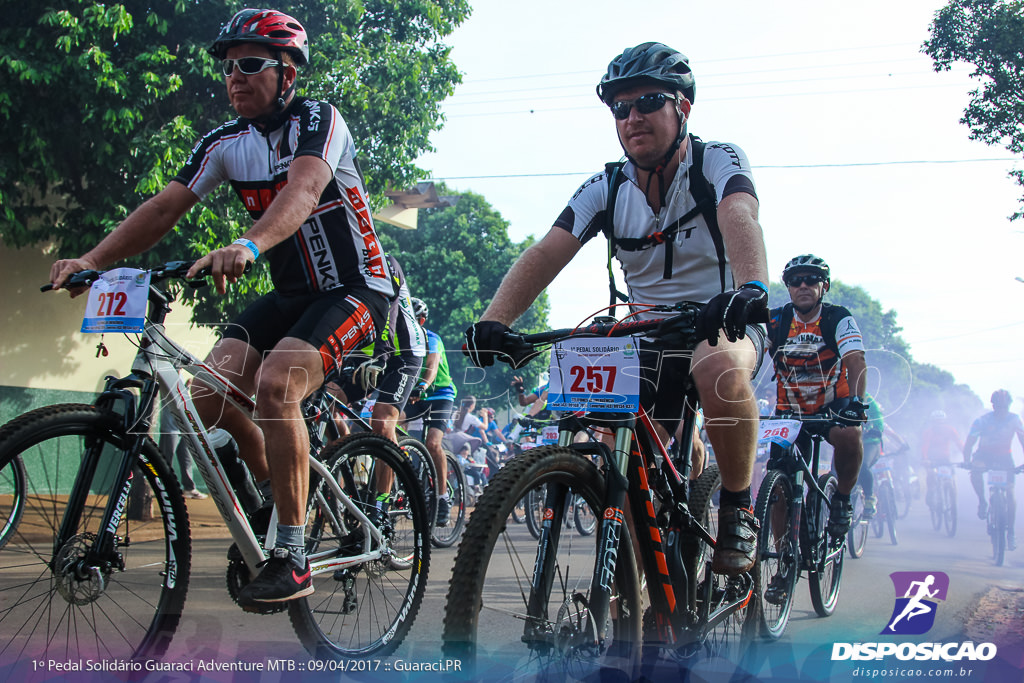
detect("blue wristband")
[232,238,259,260]
[742,280,767,293]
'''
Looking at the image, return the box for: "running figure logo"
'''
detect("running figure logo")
[882,571,949,635]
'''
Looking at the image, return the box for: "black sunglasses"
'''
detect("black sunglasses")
[222,57,282,77]
[610,93,678,120]
[787,274,825,287]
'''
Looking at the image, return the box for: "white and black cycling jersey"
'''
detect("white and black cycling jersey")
[383,254,426,358]
[554,137,756,315]
[174,97,394,299]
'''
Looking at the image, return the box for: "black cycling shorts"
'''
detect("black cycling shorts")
[404,397,454,432]
[222,287,387,376]
[638,323,766,435]
[340,352,423,413]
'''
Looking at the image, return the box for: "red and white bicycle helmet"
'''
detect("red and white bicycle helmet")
[209,9,309,66]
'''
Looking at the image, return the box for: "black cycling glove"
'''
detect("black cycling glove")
[835,400,868,427]
[464,321,513,368]
[697,283,769,346]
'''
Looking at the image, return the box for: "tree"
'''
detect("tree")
[923,0,1024,219]
[379,188,550,409]
[1,0,469,321]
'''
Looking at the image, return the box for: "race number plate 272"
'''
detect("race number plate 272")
[548,337,640,413]
[81,268,151,333]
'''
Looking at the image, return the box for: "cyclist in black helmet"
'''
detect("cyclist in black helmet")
[464,42,769,576]
[50,8,397,606]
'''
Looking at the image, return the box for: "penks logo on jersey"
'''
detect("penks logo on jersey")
[882,571,948,635]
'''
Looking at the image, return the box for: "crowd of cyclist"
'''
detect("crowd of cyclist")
[44,6,1023,620]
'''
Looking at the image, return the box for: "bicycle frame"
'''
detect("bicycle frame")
[70,280,389,580]
[528,391,736,651]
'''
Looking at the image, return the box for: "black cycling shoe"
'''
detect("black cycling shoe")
[711,505,759,576]
[828,496,854,537]
[237,548,313,606]
[763,574,790,606]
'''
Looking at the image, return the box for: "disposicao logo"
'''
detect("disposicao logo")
[882,571,948,635]
[831,570,998,663]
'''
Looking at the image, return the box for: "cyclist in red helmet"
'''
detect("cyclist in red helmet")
[50,9,396,605]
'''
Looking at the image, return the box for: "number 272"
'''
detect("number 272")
[95,291,128,316]
[568,365,617,393]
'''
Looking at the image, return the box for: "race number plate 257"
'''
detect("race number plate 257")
[81,268,151,333]
[548,337,640,413]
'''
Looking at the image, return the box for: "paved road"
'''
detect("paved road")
[5,478,1021,682]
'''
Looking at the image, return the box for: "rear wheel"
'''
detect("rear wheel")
[683,465,758,660]
[431,451,467,548]
[807,474,843,617]
[0,404,191,661]
[443,446,642,681]
[0,454,26,549]
[573,494,597,536]
[754,469,797,639]
[291,432,429,658]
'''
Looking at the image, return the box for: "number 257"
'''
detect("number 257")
[569,365,617,393]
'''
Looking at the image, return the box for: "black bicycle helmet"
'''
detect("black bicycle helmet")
[782,254,831,286]
[596,42,695,105]
[209,9,309,66]
[411,297,428,321]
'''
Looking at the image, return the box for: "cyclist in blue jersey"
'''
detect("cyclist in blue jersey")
[403,298,458,525]
[964,389,1024,548]
[48,9,396,605]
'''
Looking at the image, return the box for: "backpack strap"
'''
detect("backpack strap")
[603,161,629,309]
[602,135,725,311]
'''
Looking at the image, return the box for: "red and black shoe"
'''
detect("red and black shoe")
[237,548,313,605]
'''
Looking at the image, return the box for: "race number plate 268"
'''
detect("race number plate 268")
[81,268,151,333]
[548,337,640,413]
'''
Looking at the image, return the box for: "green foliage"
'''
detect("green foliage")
[1,0,469,322]
[924,0,1024,220]
[379,187,550,406]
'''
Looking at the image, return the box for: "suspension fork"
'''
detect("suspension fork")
[55,377,155,566]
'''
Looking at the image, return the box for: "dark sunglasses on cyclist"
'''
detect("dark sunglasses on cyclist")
[221,57,282,77]
[610,93,678,120]
[786,274,825,287]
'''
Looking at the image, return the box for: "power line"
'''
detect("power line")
[427,157,1017,182]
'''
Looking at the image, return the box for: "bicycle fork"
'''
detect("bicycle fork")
[54,378,156,589]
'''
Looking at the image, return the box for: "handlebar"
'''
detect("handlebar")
[959,462,1024,474]
[496,302,704,368]
[42,260,249,293]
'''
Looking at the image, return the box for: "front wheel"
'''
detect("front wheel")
[291,432,430,658]
[0,404,191,661]
[807,473,844,617]
[443,446,642,681]
[754,469,798,639]
[989,493,1006,567]
[847,485,869,559]
[941,480,958,538]
[879,481,899,546]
